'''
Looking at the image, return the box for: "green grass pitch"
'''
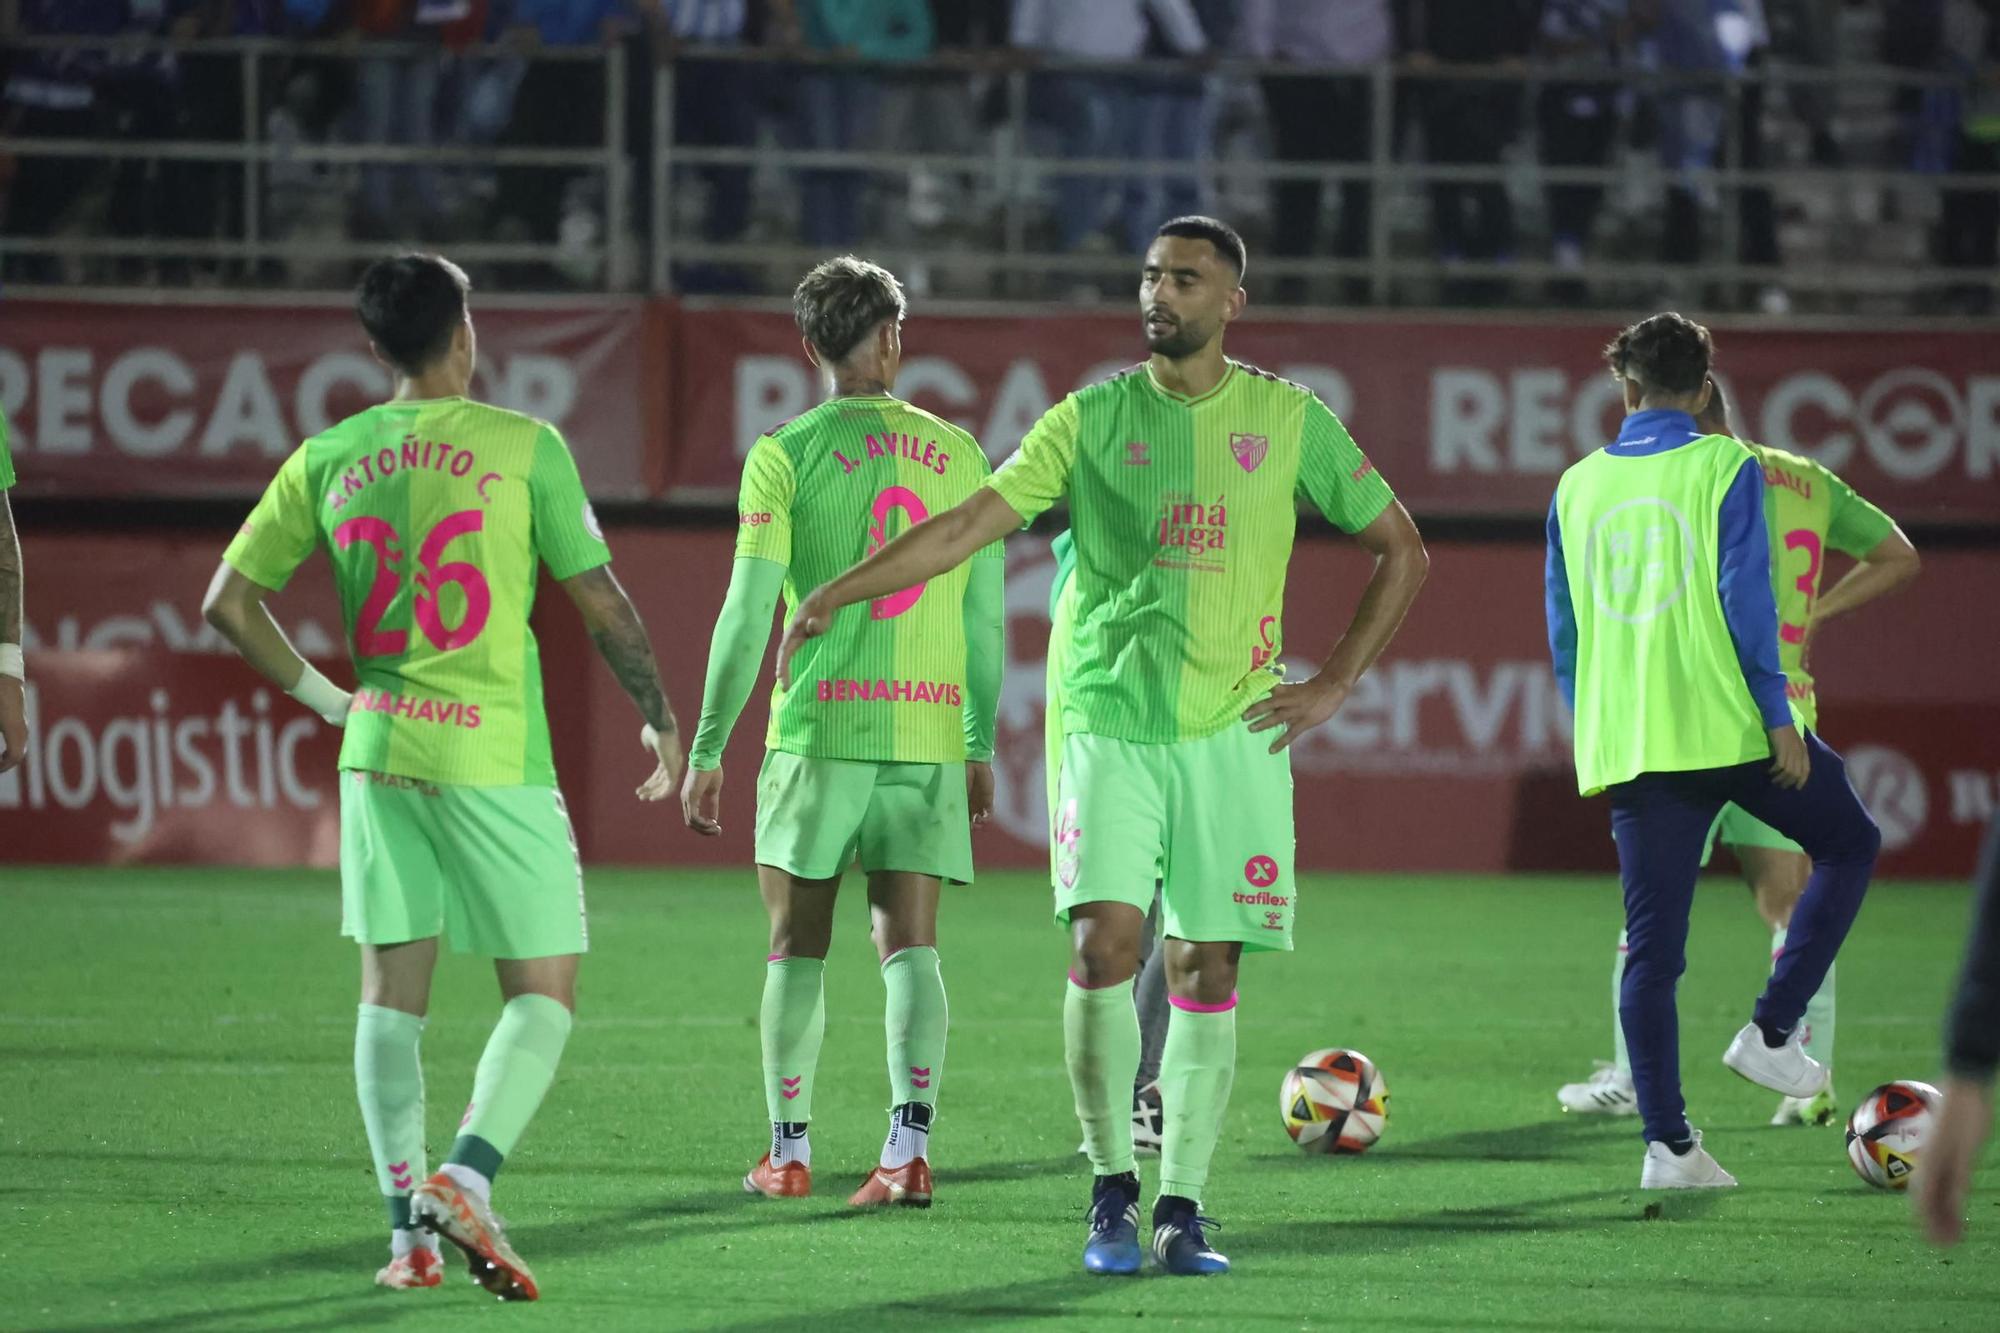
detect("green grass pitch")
[7,867,1997,1331]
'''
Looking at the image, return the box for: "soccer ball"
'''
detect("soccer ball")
[1845,1080,1944,1190]
[1281,1048,1388,1154]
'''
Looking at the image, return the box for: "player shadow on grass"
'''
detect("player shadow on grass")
[1247,1115,1633,1168]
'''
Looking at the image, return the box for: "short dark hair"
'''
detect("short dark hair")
[357,254,471,376]
[1154,215,1246,280]
[793,255,907,362]
[1604,312,1713,398]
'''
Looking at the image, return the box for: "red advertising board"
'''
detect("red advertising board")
[7,529,1995,877]
[0,299,659,499]
[668,307,2000,524]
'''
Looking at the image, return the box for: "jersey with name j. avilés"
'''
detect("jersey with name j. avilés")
[223,397,611,787]
[736,393,1000,762]
[1750,442,1895,732]
[988,360,1395,744]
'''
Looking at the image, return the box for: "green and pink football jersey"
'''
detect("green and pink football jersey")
[1750,442,1896,731]
[736,393,1001,763]
[989,360,1395,744]
[223,396,610,787]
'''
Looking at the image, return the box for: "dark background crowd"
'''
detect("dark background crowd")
[2,0,1996,312]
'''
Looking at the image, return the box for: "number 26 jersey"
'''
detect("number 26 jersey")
[735,393,1002,764]
[223,396,611,787]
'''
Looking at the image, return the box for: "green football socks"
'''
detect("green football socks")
[1066,976,1141,1177]
[447,993,573,1186]
[1158,996,1237,1202]
[354,1003,426,1231]
[761,956,826,1124]
[1773,924,1837,1070]
[882,946,947,1107]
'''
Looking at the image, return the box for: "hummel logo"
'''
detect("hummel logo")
[391,1159,413,1191]
[460,1103,475,1128]
[781,1075,803,1100]
[1124,441,1152,466]
[910,1065,932,1090]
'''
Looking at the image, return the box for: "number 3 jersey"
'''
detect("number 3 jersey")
[1746,441,1894,732]
[223,396,611,787]
[735,393,1001,763]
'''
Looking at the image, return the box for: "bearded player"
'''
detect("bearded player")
[681,256,1004,1208]
[1557,383,1919,1127]
[203,254,686,1300]
[777,217,1428,1275]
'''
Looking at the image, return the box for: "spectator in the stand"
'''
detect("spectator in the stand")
[494,0,633,278]
[1653,0,1785,312]
[1,0,124,283]
[1536,0,1641,299]
[1129,0,1227,252]
[1010,0,1208,258]
[351,0,450,237]
[1407,0,1538,304]
[794,0,932,249]
[1240,0,1391,305]
[651,0,759,293]
[1935,0,1999,313]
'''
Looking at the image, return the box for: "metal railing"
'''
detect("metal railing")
[1,35,1992,313]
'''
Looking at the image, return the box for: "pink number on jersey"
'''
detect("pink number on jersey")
[335,516,410,657]
[413,509,493,651]
[868,486,931,620]
[1778,528,1823,646]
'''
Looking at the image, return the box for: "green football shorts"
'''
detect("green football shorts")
[1051,723,1296,952]
[754,750,973,883]
[1702,802,1806,866]
[339,770,586,958]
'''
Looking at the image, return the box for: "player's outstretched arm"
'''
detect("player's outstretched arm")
[201,564,353,725]
[1246,499,1429,753]
[777,487,1022,688]
[0,491,26,773]
[561,565,685,800]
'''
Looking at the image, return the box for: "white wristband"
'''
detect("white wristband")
[0,643,21,681]
[288,663,352,726]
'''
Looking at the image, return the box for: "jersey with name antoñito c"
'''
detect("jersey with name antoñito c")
[223,396,611,787]
[736,393,1000,763]
[987,360,1394,744]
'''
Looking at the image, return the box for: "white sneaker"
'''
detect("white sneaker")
[1722,1022,1828,1099]
[1556,1061,1638,1115]
[1076,1081,1165,1157]
[1770,1085,1839,1127]
[1640,1129,1738,1190]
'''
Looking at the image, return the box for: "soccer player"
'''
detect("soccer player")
[1546,312,1880,1190]
[1557,384,1919,1126]
[1048,529,1169,1155]
[776,217,1429,1274]
[680,256,1004,1208]
[0,404,25,774]
[202,254,686,1300]
[1914,812,2000,1247]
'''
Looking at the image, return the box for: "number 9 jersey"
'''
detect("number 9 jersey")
[222,396,612,787]
[736,393,1002,763]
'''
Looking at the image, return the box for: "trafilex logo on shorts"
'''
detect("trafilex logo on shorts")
[1155,492,1228,571]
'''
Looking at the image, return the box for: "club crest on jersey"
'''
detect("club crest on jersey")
[1124,440,1152,466]
[1229,433,1268,473]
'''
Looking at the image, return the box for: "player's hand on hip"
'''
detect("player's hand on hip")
[776,588,835,690]
[1767,726,1809,790]
[1914,1076,1994,1247]
[1243,676,1351,754]
[637,721,686,802]
[0,678,26,774]
[680,763,724,836]
[966,760,995,826]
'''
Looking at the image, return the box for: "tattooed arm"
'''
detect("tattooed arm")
[562,565,686,800]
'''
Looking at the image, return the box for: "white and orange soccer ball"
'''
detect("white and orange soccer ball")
[1281,1048,1388,1154]
[1845,1079,1944,1190]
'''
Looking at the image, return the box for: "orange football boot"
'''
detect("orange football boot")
[374,1246,443,1290]
[743,1153,812,1198]
[410,1172,539,1302]
[848,1158,933,1208]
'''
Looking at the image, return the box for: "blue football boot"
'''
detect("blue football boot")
[1082,1173,1143,1276]
[1151,1197,1228,1276]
